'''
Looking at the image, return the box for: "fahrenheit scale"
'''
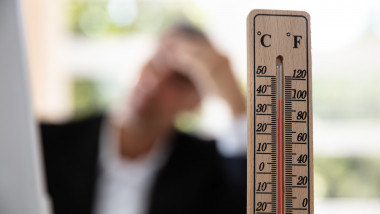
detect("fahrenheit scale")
[247,10,313,214]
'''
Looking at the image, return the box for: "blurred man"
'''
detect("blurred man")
[40,23,247,214]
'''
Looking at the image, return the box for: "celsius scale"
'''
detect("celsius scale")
[247,10,313,214]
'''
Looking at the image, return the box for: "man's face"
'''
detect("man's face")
[129,53,201,127]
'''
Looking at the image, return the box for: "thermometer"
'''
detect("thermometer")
[247,10,313,214]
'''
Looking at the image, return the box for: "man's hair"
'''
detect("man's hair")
[163,21,208,42]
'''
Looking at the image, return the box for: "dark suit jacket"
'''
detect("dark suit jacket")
[40,114,246,214]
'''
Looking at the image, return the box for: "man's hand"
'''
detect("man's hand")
[159,33,246,117]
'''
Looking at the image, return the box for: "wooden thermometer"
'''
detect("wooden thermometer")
[247,10,313,214]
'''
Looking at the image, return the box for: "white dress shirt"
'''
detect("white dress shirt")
[94,114,247,214]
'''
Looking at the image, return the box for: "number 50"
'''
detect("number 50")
[256,66,267,74]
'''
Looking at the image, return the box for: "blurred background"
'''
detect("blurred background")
[21,0,380,213]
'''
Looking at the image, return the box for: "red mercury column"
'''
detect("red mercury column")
[276,56,284,214]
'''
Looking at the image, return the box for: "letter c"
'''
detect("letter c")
[260,34,271,47]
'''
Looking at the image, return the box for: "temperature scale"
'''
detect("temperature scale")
[247,10,313,214]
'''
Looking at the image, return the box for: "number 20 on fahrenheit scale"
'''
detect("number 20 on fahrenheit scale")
[247,10,314,214]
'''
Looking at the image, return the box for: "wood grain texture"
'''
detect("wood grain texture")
[247,9,313,214]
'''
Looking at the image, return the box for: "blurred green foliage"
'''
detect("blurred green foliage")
[174,111,201,133]
[315,157,380,198]
[68,0,205,127]
[314,76,380,119]
[72,78,105,119]
[67,0,203,37]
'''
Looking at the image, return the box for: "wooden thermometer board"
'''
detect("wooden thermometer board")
[247,10,313,214]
